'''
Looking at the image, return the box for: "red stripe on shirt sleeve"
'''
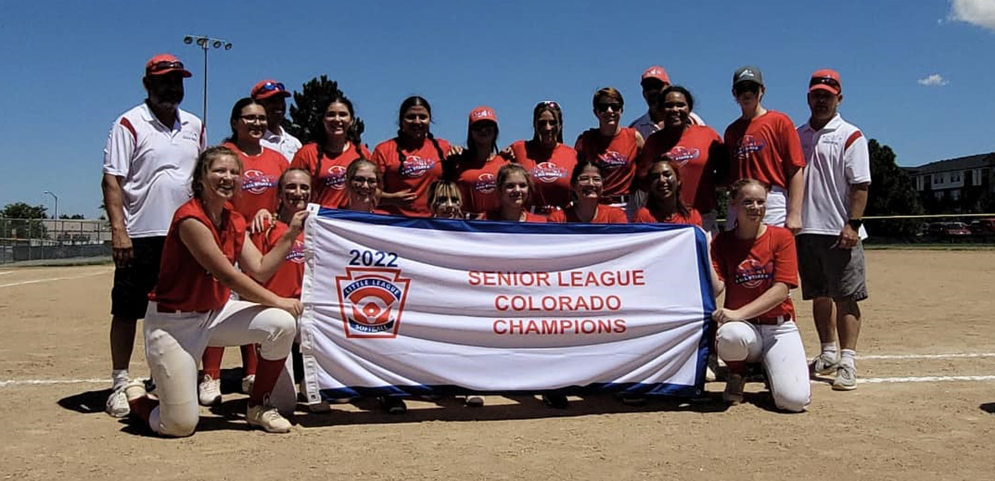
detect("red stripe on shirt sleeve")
[844,130,863,150]
[119,118,137,142]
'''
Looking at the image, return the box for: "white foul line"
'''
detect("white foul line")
[858,353,995,360]
[0,271,107,288]
[0,379,105,388]
[860,375,995,384]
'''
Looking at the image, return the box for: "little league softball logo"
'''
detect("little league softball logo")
[734,259,773,289]
[597,150,629,169]
[666,146,700,167]
[242,170,277,194]
[399,156,436,178]
[531,162,567,184]
[324,165,348,190]
[474,173,496,194]
[285,239,305,264]
[335,268,411,338]
[735,135,767,160]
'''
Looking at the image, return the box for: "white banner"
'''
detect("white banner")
[299,207,715,402]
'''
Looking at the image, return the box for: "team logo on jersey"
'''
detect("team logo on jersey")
[597,151,629,169]
[734,259,773,289]
[242,170,276,195]
[285,239,305,264]
[532,162,567,184]
[324,165,348,190]
[399,156,436,178]
[734,135,766,160]
[335,268,411,339]
[667,146,700,167]
[474,173,496,194]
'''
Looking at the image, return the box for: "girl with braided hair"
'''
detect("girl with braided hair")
[290,93,371,209]
[371,96,452,217]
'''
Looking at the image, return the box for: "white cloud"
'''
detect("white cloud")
[949,0,995,30]
[918,74,949,86]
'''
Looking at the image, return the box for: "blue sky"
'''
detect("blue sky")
[1,0,993,218]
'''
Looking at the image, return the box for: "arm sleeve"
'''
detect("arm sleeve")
[779,116,807,171]
[102,120,135,177]
[844,131,871,184]
[772,228,799,289]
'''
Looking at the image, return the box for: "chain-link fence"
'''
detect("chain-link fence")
[0,218,111,264]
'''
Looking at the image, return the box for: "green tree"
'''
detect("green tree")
[285,75,365,145]
[1,202,49,238]
[864,139,924,239]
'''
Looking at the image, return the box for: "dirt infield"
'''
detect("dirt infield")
[1,251,993,481]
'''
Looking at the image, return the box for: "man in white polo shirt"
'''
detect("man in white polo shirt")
[252,79,302,162]
[628,65,705,140]
[796,69,870,391]
[101,54,205,417]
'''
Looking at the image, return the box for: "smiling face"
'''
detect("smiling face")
[594,97,623,130]
[430,182,463,219]
[233,103,268,143]
[347,163,379,208]
[278,170,311,217]
[499,171,530,210]
[400,105,431,140]
[323,101,353,140]
[572,164,603,203]
[535,109,560,146]
[660,91,690,129]
[469,120,497,150]
[202,153,241,203]
[733,181,768,225]
[648,160,681,200]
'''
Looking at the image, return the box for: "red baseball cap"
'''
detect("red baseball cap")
[641,66,671,85]
[468,106,498,127]
[145,54,192,77]
[251,79,291,100]
[809,69,841,95]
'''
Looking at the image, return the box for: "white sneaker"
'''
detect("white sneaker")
[241,375,255,394]
[465,395,485,407]
[809,352,840,376]
[105,384,130,418]
[722,373,745,405]
[246,401,292,433]
[198,375,222,406]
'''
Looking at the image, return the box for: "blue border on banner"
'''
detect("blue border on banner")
[314,207,717,399]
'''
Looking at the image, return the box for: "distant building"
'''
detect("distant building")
[906,152,995,206]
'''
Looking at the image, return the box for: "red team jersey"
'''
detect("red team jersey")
[632,207,703,227]
[639,125,726,212]
[223,142,288,219]
[509,140,578,212]
[371,137,452,217]
[151,199,246,312]
[710,225,798,321]
[250,221,305,299]
[575,127,640,198]
[450,154,510,215]
[548,205,627,224]
[290,142,372,209]
[482,211,547,223]
[723,111,806,189]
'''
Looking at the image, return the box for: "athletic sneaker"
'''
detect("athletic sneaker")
[833,364,858,391]
[105,385,130,418]
[809,352,840,376]
[246,402,292,433]
[198,374,222,406]
[465,395,485,407]
[722,373,745,405]
[241,375,255,394]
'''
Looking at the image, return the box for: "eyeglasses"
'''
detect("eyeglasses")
[240,115,267,123]
[350,176,378,186]
[147,60,185,74]
[596,103,622,113]
[257,81,286,93]
[809,76,840,91]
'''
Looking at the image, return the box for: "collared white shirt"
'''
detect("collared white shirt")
[261,128,303,162]
[102,103,205,237]
[797,114,871,238]
[628,111,705,140]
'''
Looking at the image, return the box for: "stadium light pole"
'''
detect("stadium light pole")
[182,35,233,128]
[43,191,58,220]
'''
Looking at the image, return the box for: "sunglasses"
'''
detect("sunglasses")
[147,60,185,73]
[537,100,560,109]
[809,76,840,91]
[240,115,267,123]
[257,81,286,93]
[733,82,761,96]
[596,103,622,113]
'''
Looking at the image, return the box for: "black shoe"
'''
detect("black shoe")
[542,393,569,409]
[380,396,407,414]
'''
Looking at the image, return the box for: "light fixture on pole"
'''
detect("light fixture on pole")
[43,190,58,220]
[182,35,233,128]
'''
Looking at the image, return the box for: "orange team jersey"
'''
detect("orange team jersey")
[723,110,806,189]
[290,142,372,209]
[223,142,288,220]
[371,136,452,217]
[482,210,548,223]
[548,205,627,224]
[450,153,509,215]
[710,225,798,321]
[639,125,726,212]
[510,140,578,212]
[250,221,304,299]
[151,199,246,312]
[574,127,640,198]
[632,206,703,227]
